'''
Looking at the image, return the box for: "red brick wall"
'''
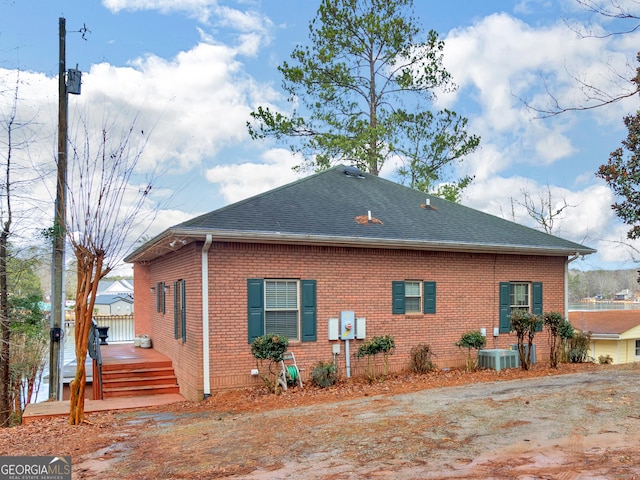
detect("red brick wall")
[135,241,568,400]
[140,243,204,400]
[133,263,151,336]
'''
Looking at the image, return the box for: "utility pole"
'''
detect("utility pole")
[49,17,67,401]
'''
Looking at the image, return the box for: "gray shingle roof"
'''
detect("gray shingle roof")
[126,165,595,262]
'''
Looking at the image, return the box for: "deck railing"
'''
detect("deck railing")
[63,314,135,365]
[92,314,135,343]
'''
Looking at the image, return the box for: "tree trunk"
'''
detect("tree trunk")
[0,230,11,426]
[69,250,103,425]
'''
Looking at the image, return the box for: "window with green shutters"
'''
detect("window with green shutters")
[392,281,436,314]
[174,279,186,342]
[499,281,542,333]
[156,281,166,314]
[247,279,316,343]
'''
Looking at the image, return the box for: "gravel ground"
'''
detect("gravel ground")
[73,364,640,479]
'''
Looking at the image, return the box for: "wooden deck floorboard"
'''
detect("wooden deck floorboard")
[23,344,186,424]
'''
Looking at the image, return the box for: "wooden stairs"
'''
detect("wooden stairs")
[100,354,180,399]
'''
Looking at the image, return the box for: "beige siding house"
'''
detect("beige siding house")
[569,310,640,364]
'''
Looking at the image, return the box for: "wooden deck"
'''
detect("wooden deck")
[23,344,186,424]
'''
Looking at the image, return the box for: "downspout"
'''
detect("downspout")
[565,252,580,318]
[202,234,213,398]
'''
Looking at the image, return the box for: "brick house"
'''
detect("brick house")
[125,165,595,401]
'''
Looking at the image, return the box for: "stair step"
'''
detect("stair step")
[103,384,180,397]
[102,360,173,372]
[103,375,177,389]
[103,367,175,378]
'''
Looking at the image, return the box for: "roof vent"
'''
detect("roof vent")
[344,165,365,178]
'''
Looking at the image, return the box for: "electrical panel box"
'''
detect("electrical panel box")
[328,318,339,340]
[356,317,366,339]
[340,311,355,340]
[67,68,82,95]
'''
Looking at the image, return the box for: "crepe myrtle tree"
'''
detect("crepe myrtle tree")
[248,0,479,200]
[510,311,542,371]
[63,114,154,425]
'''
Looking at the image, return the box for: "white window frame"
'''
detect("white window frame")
[404,281,422,313]
[510,282,530,313]
[264,279,300,341]
[635,339,640,357]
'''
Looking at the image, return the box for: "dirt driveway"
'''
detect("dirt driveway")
[72,364,640,479]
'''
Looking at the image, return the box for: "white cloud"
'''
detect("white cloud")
[204,149,306,203]
[103,0,217,22]
[462,174,637,268]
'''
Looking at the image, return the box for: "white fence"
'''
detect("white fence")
[92,315,135,343]
[64,314,135,348]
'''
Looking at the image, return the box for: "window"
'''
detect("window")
[247,279,316,343]
[392,281,436,314]
[510,283,530,311]
[499,282,542,333]
[404,281,422,313]
[635,340,640,357]
[156,282,166,314]
[174,279,186,342]
[265,280,299,339]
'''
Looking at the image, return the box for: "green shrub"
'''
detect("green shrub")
[409,343,436,374]
[568,331,591,363]
[250,334,289,393]
[510,310,542,370]
[456,330,486,372]
[598,354,613,365]
[311,360,338,387]
[356,335,395,381]
[542,311,565,368]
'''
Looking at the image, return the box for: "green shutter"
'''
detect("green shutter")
[247,279,264,343]
[499,282,510,333]
[180,280,187,342]
[160,282,166,314]
[532,282,542,331]
[173,282,179,339]
[423,281,436,314]
[392,281,405,314]
[300,280,317,342]
[156,282,163,313]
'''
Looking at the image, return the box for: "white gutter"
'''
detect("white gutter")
[565,252,581,319]
[125,228,596,263]
[201,234,213,398]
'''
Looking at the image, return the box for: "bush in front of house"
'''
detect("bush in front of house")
[310,360,338,387]
[456,330,486,372]
[250,334,289,393]
[568,331,591,363]
[542,311,573,369]
[510,310,542,371]
[356,334,395,382]
[598,354,613,364]
[409,343,436,374]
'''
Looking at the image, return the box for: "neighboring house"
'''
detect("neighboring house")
[97,279,134,297]
[125,165,595,401]
[93,294,134,316]
[614,289,632,301]
[569,310,640,364]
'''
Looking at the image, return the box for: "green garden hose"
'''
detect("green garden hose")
[287,365,298,381]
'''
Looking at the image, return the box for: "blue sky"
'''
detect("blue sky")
[2,0,640,273]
